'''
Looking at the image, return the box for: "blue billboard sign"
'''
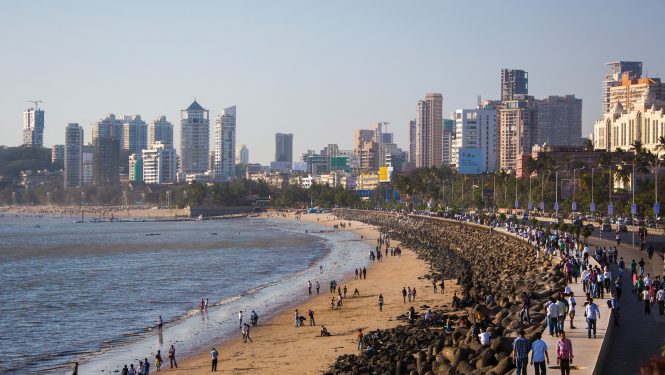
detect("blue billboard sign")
[457,148,483,174]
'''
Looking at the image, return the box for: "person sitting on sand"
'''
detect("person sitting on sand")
[320,325,331,336]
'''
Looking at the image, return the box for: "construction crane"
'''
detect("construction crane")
[27,100,43,110]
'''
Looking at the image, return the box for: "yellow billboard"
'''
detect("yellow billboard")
[378,166,393,183]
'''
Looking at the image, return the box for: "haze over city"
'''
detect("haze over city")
[2,0,664,164]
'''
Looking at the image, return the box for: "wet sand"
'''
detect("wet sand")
[160,211,458,374]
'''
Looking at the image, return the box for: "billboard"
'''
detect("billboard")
[378,166,393,182]
[458,148,483,174]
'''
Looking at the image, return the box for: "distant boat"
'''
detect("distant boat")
[145,233,161,236]
[73,220,83,224]
[211,232,218,235]
[33,224,41,228]
[196,215,203,221]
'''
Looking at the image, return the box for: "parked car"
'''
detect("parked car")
[586,223,595,232]
[602,223,613,232]
[618,224,628,232]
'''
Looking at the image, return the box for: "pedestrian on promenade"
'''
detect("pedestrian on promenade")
[568,292,576,329]
[546,297,559,336]
[556,331,574,375]
[609,293,620,326]
[512,329,531,375]
[642,288,652,314]
[656,287,665,315]
[530,331,549,375]
[584,297,600,339]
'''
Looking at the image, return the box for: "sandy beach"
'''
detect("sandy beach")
[155,211,457,375]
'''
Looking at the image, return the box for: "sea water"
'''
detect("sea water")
[0,215,370,374]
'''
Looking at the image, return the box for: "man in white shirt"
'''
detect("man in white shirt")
[568,292,577,329]
[656,288,665,315]
[585,298,600,338]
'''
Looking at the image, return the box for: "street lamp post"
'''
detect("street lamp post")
[555,171,559,217]
[514,175,519,211]
[632,163,636,247]
[493,174,496,212]
[573,167,584,214]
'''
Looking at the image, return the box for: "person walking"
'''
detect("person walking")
[158,316,163,330]
[238,311,243,329]
[308,280,312,295]
[609,293,620,326]
[210,348,218,371]
[546,298,559,336]
[72,362,79,375]
[121,365,128,375]
[512,329,531,375]
[656,287,665,315]
[378,294,384,312]
[402,287,407,303]
[362,267,366,279]
[556,331,574,375]
[567,292,576,329]
[308,309,315,326]
[128,364,136,375]
[585,298,600,339]
[315,281,320,294]
[530,331,549,375]
[168,345,177,368]
[642,288,652,314]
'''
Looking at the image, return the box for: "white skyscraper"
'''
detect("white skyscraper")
[143,141,177,184]
[64,123,83,188]
[23,107,45,148]
[180,101,210,175]
[214,106,237,180]
[452,104,498,172]
[236,144,249,165]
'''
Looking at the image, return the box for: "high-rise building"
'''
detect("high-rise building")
[608,75,665,113]
[51,145,65,164]
[23,107,45,148]
[452,104,498,172]
[122,115,148,155]
[535,95,583,146]
[275,133,293,163]
[408,119,416,167]
[180,100,210,175]
[236,144,249,165]
[501,69,528,101]
[64,123,83,188]
[499,98,538,171]
[442,130,453,166]
[93,114,123,150]
[91,118,121,186]
[143,141,177,184]
[602,61,643,113]
[149,116,174,148]
[213,106,237,181]
[415,93,444,168]
[594,69,665,155]
[353,129,379,172]
[82,144,94,185]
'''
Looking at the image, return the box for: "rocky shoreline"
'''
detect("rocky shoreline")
[327,210,566,375]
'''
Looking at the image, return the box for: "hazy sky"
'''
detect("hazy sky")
[1,1,663,164]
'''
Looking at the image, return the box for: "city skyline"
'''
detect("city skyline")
[1,1,664,164]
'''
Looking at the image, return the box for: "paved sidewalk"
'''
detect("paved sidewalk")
[587,236,665,374]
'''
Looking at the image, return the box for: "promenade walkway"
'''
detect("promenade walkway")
[586,235,665,374]
[429,217,663,373]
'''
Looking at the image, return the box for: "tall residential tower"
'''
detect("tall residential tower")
[213,106,237,181]
[180,100,210,175]
[415,93,443,168]
[23,107,45,147]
